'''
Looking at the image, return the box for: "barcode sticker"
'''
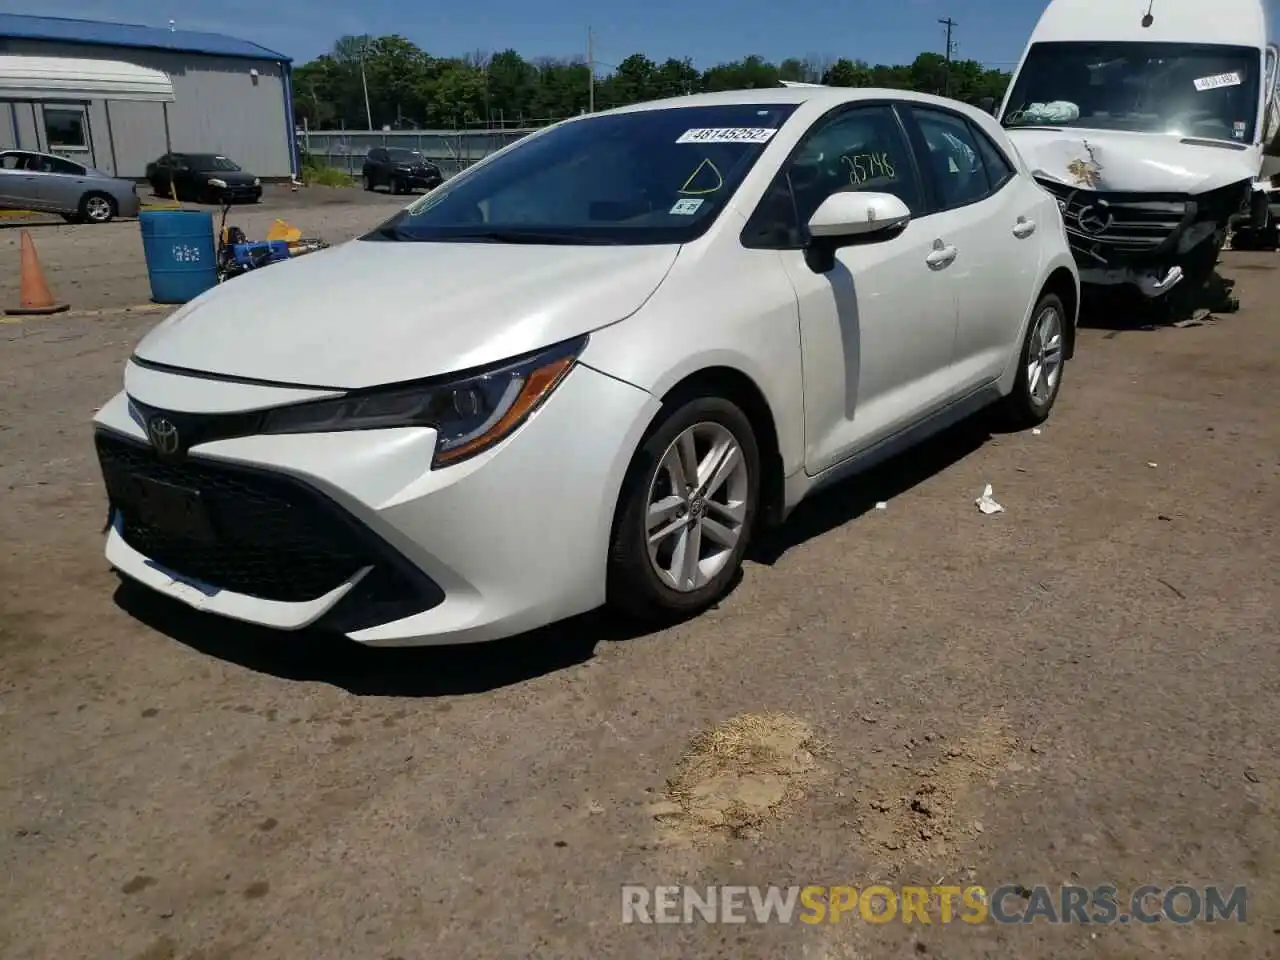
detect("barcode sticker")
[1194,72,1242,91]
[676,127,777,144]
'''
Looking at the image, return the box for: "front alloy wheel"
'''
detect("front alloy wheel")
[645,422,750,592]
[608,395,760,621]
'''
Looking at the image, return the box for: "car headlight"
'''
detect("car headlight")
[260,335,587,468]
[253,177,261,186]
[208,178,228,189]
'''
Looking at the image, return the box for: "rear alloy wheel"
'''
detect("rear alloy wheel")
[608,395,760,621]
[80,193,117,224]
[998,291,1066,429]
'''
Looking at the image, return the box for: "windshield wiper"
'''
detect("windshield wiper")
[451,229,621,245]
[368,224,415,241]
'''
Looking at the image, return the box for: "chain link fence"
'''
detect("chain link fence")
[299,128,548,180]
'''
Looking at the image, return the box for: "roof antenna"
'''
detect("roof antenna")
[1141,0,1154,27]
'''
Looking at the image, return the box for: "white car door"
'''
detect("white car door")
[904,105,1044,389]
[741,103,962,476]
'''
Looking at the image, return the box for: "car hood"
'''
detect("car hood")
[1007,128,1259,193]
[133,238,680,389]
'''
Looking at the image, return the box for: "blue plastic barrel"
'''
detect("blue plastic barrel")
[139,210,218,304]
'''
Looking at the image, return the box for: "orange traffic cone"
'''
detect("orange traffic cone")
[6,230,68,316]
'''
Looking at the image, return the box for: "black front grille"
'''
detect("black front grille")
[1037,178,1190,264]
[96,431,442,620]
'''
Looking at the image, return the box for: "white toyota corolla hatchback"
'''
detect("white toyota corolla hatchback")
[93,87,1078,646]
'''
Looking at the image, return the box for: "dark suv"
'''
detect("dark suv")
[361,148,443,195]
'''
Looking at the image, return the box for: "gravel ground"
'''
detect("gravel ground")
[0,185,406,314]
[0,248,1277,960]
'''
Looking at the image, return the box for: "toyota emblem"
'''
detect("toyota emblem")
[147,416,181,456]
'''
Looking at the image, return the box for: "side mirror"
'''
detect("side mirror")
[805,191,910,271]
[979,96,996,115]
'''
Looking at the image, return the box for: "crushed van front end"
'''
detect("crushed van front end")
[1036,176,1252,298]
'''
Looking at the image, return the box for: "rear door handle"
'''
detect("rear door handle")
[1013,216,1036,238]
[926,240,957,268]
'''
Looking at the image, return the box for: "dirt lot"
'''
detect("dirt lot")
[0,185,405,314]
[1,251,1277,959]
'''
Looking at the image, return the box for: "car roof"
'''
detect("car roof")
[598,86,990,117]
[2,149,84,162]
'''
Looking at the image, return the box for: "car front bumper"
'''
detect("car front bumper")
[92,361,660,646]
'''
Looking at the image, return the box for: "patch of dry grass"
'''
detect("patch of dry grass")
[654,712,823,841]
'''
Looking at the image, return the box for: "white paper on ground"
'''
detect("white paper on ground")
[975,483,1004,515]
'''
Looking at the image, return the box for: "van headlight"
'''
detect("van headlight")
[208,178,228,189]
[259,335,587,467]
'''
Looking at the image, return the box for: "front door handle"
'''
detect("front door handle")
[1013,216,1037,238]
[926,240,958,269]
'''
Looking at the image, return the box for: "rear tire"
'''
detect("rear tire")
[362,174,373,191]
[996,292,1067,430]
[607,394,760,622]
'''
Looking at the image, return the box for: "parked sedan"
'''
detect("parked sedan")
[145,153,262,203]
[362,147,443,194]
[92,88,1078,646]
[0,150,139,223]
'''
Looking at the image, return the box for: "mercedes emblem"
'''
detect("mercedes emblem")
[1075,200,1114,236]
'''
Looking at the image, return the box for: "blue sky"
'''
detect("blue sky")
[2,0,1053,70]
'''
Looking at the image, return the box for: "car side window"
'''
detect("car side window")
[742,104,922,249]
[0,153,25,170]
[969,124,1016,192]
[908,107,993,210]
[43,157,83,175]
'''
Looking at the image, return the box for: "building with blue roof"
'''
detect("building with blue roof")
[0,13,297,180]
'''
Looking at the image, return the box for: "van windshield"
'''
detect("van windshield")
[363,103,798,245]
[1003,41,1261,143]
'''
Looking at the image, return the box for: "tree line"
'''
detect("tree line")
[293,36,1013,132]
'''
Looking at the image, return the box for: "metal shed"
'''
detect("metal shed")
[0,14,297,180]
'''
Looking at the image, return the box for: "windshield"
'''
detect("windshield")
[387,148,424,163]
[189,154,241,171]
[364,103,798,245]
[1003,42,1261,142]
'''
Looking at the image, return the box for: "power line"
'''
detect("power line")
[938,17,957,96]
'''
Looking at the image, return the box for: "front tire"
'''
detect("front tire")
[79,192,117,224]
[607,395,760,622]
[997,291,1067,429]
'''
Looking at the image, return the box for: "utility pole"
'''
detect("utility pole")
[360,38,374,129]
[938,17,957,97]
[587,25,595,113]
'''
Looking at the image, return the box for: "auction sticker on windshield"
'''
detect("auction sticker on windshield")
[669,198,704,215]
[1194,72,1242,91]
[676,127,777,144]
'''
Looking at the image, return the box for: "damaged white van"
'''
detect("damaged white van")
[997,0,1279,298]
